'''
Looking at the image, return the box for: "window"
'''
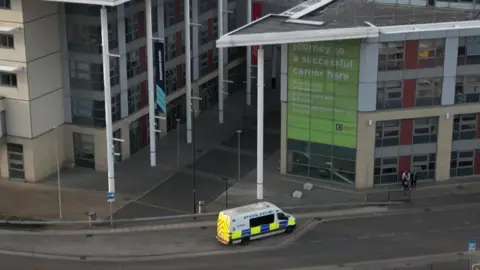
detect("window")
[415,78,442,107]
[91,94,121,127]
[128,84,142,114]
[455,76,480,104]
[450,151,475,177]
[418,39,445,68]
[458,36,480,65]
[374,157,399,185]
[110,58,120,86]
[411,154,436,180]
[375,120,400,147]
[228,7,237,32]
[0,34,14,48]
[199,0,209,13]
[166,34,176,60]
[0,0,11,9]
[164,1,176,27]
[413,117,438,144]
[126,49,140,78]
[378,42,404,71]
[0,72,17,87]
[7,143,24,179]
[73,133,95,169]
[200,20,209,45]
[69,61,118,90]
[72,98,92,125]
[212,17,219,39]
[199,52,209,76]
[376,81,403,110]
[249,214,274,228]
[112,94,121,122]
[165,67,177,94]
[125,13,139,43]
[453,114,477,140]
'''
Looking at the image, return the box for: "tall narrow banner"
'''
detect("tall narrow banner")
[251,2,262,64]
[154,42,167,113]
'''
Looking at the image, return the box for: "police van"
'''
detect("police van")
[216,202,296,245]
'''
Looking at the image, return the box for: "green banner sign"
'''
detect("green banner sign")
[287,40,360,148]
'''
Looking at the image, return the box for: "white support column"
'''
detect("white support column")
[146,0,157,166]
[100,6,115,196]
[59,3,72,123]
[246,0,252,106]
[256,46,264,200]
[185,0,193,143]
[217,0,224,124]
[192,0,200,81]
[117,4,128,118]
[222,0,229,95]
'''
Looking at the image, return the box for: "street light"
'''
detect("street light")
[176,118,181,169]
[223,177,229,208]
[53,126,62,220]
[192,105,197,216]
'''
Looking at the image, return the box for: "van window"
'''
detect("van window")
[250,214,274,227]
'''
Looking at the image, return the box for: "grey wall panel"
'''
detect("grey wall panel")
[375,143,437,158]
[452,139,480,151]
[358,40,379,112]
[457,65,480,76]
[378,68,443,82]
[280,44,288,102]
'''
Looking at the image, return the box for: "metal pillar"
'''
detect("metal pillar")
[185,0,193,144]
[146,0,157,166]
[54,126,62,220]
[256,46,264,200]
[271,45,277,89]
[100,6,115,201]
[246,0,252,106]
[217,0,224,124]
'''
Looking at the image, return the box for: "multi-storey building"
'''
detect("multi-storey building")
[0,0,244,181]
[218,0,480,188]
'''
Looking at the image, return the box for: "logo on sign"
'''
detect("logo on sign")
[335,123,344,131]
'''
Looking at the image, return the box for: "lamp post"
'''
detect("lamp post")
[223,177,229,208]
[54,126,63,220]
[191,104,197,215]
[176,118,181,169]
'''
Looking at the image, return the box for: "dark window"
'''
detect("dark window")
[249,214,274,228]
[455,76,480,104]
[411,154,436,180]
[375,120,400,147]
[376,81,403,110]
[128,84,142,114]
[415,78,442,107]
[0,72,17,87]
[453,114,477,140]
[413,117,438,144]
[374,157,399,185]
[73,133,95,169]
[7,143,24,179]
[0,34,14,48]
[378,42,404,71]
[457,36,480,66]
[0,0,11,9]
[450,151,475,177]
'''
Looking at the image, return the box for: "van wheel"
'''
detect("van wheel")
[285,227,294,234]
[240,237,250,245]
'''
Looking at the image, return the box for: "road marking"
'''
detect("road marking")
[334,237,349,241]
[428,229,442,233]
[357,235,371,239]
[450,227,464,231]
[378,233,395,237]
[311,240,325,243]
[133,201,188,214]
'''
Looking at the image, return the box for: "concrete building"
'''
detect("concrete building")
[218,0,480,189]
[0,0,245,181]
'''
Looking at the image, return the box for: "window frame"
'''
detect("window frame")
[453,113,477,140]
[450,151,475,177]
[0,0,11,9]
[376,81,403,110]
[411,153,436,180]
[128,84,142,114]
[377,41,405,71]
[375,120,401,147]
[457,36,480,65]
[374,157,399,185]
[415,78,442,107]
[0,71,17,87]
[412,117,438,144]
[0,33,14,49]
[417,39,445,68]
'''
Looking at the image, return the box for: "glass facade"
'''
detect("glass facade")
[286,40,360,184]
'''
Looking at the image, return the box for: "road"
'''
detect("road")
[3,206,480,270]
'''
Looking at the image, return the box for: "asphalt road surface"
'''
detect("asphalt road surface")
[4,206,480,270]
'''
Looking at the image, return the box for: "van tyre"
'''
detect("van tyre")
[240,237,250,245]
[285,226,294,234]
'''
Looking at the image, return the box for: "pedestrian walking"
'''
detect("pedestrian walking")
[400,170,410,194]
[411,171,417,189]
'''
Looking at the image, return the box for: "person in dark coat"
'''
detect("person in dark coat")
[411,171,417,188]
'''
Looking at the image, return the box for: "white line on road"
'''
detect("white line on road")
[357,235,371,239]
[378,233,395,237]
[427,229,442,233]
[133,201,188,214]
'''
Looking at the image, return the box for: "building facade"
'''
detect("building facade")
[282,34,480,189]
[0,0,244,181]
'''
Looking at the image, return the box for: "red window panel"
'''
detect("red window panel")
[175,31,181,58]
[404,40,419,69]
[137,11,145,38]
[402,79,416,108]
[139,46,146,73]
[208,0,213,8]
[208,18,213,40]
[176,64,184,88]
[477,113,480,138]
[399,156,411,174]
[140,81,148,107]
[175,0,181,23]
[208,49,213,71]
[400,119,413,145]
[475,150,480,175]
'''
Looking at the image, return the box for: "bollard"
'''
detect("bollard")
[198,200,206,213]
[87,212,97,226]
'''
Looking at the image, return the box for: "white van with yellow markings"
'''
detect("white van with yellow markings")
[216,202,296,245]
